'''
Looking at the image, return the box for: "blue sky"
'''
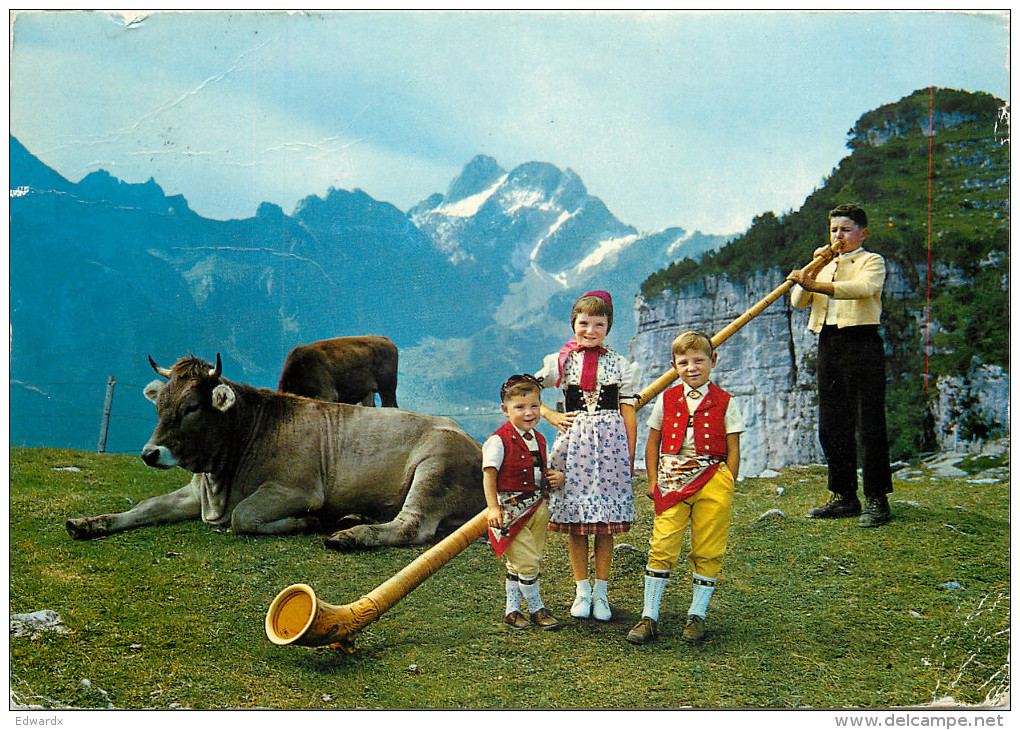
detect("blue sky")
[9,10,1010,235]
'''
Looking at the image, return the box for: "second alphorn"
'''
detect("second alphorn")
[633,241,844,410]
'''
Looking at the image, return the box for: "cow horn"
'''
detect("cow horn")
[209,353,222,379]
[148,356,173,379]
[266,511,487,648]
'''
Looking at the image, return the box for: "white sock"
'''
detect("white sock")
[505,573,523,615]
[575,578,592,599]
[519,573,545,612]
[593,578,609,600]
[688,573,716,618]
[642,569,670,621]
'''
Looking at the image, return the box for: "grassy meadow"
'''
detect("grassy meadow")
[9,446,1010,709]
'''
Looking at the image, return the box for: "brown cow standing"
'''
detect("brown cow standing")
[65,355,483,549]
[278,335,398,407]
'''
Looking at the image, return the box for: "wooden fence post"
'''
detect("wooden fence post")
[97,376,116,453]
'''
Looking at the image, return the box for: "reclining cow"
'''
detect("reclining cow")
[65,354,484,550]
[278,335,398,407]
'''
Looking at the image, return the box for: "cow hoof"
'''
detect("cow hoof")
[65,517,101,541]
[323,531,357,551]
[324,525,377,551]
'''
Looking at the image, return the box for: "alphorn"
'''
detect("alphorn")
[267,512,488,647]
[633,240,844,409]
[266,242,842,649]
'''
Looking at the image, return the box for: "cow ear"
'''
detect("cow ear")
[211,383,236,412]
[144,380,164,404]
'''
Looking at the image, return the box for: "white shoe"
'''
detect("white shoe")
[571,593,592,619]
[592,594,612,622]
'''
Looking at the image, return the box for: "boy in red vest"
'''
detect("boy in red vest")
[483,374,565,630]
[626,332,744,645]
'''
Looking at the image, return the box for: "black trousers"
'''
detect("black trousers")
[816,325,893,499]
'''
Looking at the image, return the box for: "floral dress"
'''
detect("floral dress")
[535,347,641,534]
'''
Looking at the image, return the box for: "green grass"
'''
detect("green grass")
[10,447,1009,709]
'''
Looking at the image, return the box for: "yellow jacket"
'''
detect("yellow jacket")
[790,249,886,333]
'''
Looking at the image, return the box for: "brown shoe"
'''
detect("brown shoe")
[682,614,706,642]
[503,611,529,630]
[530,607,560,631]
[626,617,658,645]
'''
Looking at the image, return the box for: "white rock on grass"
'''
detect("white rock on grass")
[10,610,71,639]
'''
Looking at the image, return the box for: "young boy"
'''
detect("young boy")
[626,331,744,645]
[787,203,893,527]
[483,374,566,630]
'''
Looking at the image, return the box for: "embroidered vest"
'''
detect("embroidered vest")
[494,421,547,492]
[660,382,731,459]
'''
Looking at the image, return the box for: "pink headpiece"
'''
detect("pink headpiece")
[579,290,613,313]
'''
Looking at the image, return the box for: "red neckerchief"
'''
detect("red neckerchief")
[556,338,606,392]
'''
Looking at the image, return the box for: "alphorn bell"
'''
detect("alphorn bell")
[266,512,488,647]
[266,242,842,649]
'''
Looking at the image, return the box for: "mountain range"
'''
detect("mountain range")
[9,138,728,452]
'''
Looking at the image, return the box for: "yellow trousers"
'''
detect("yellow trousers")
[647,463,734,579]
[504,500,550,577]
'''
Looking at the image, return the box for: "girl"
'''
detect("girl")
[535,290,641,621]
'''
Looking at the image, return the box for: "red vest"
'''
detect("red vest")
[494,421,547,492]
[660,382,731,459]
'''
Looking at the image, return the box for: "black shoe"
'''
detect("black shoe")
[859,497,891,527]
[807,494,862,519]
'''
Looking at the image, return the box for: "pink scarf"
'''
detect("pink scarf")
[556,338,606,392]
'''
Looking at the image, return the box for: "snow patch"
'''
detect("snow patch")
[572,233,640,277]
[435,175,507,218]
[532,211,573,262]
[493,262,569,328]
[501,187,557,215]
[665,230,696,256]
